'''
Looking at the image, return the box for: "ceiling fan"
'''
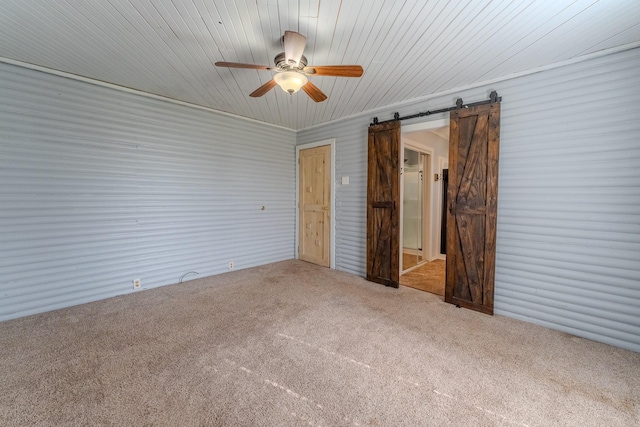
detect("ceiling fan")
[215,31,363,102]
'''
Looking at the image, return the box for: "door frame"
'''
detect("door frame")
[436,156,449,260]
[295,139,336,268]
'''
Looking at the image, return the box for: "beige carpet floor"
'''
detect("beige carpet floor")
[401,259,446,296]
[1,260,638,426]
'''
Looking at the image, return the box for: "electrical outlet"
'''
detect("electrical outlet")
[133,278,141,289]
[228,262,234,270]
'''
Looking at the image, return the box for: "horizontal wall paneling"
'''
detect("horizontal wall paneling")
[0,62,296,321]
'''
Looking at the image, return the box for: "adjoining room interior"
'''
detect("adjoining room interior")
[400,124,449,297]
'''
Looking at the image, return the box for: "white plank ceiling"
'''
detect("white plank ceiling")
[1,0,639,130]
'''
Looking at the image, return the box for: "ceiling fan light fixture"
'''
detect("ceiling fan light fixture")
[273,71,308,94]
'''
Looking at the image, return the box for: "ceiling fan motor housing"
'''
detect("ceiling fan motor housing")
[274,52,308,70]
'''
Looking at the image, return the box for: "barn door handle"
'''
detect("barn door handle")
[371,201,395,209]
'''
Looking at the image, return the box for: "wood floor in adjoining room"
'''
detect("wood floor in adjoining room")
[402,252,424,270]
[401,259,446,296]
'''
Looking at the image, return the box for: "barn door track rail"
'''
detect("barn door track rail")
[370,91,501,126]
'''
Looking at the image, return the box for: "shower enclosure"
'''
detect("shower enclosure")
[402,148,424,270]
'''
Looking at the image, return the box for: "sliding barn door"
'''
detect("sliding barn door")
[445,102,501,314]
[366,121,400,287]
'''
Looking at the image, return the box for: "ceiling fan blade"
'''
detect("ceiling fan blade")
[284,31,307,66]
[303,65,364,77]
[215,62,273,70]
[301,81,327,103]
[249,79,277,97]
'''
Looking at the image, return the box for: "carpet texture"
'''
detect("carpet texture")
[1,260,638,426]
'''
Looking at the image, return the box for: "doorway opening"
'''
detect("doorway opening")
[399,121,449,296]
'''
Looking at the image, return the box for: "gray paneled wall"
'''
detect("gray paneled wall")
[0,62,296,321]
[297,48,640,352]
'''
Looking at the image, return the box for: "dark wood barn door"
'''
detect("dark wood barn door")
[445,102,501,314]
[366,121,400,287]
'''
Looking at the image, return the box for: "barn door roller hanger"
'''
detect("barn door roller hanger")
[371,91,501,126]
